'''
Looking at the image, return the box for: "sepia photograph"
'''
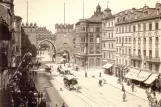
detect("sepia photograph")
[0,0,161,107]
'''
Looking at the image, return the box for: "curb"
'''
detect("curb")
[94,77,148,101]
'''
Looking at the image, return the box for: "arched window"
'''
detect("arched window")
[96,58,100,66]
[89,58,94,68]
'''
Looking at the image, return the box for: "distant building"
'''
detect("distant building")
[55,24,75,63]
[75,4,103,69]
[101,5,115,75]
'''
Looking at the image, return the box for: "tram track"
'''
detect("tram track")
[53,76,118,107]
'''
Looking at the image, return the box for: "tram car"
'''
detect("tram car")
[63,75,78,91]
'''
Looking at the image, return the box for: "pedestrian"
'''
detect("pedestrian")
[62,103,65,107]
[122,84,125,92]
[56,104,58,107]
[99,72,102,77]
[131,84,134,92]
[85,72,87,78]
[153,91,156,97]
[122,91,126,102]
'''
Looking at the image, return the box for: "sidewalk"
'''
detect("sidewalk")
[79,68,161,101]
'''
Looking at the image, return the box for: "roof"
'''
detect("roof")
[87,12,104,22]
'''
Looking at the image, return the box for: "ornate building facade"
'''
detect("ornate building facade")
[115,3,161,83]
[75,4,103,69]
[102,5,115,75]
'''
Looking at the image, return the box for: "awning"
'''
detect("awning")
[102,63,113,69]
[124,68,140,79]
[133,70,152,82]
[144,73,159,84]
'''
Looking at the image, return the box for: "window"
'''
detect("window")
[144,50,146,56]
[133,49,135,55]
[125,38,127,43]
[149,23,152,31]
[81,36,85,42]
[144,38,146,44]
[155,64,159,72]
[96,27,100,32]
[129,38,131,43]
[81,46,84,52]
[89,58,94,68]
[149,50,152,57]
[143,23,146,31]
[103,52,106,58]
[89,27,94,32]
[96,35,100,43]
[90,35,93,42]
[123,17,125,21]
[155,49,159,57]
[103,43,105,48]
[119,27,121,33]
[96,58,101,66]
[138,49,141,55]
[156,37,159,44]
[117,18,119,22]
[155,22,159,30]
[119,37,121,43]
[133,38,136,44]
[138,24,141,31]
[16,45,19,52]
[89,45,94,54]
[129,25,131,32]
[149,37,152,44]
[111,32,113,38]
[122,26,124,33]
[138,38,141,44]
[96,45,100,54]
[129,49,131,54]
[149,63,152,70]
[109,33,110,38]
[133,25,136,32]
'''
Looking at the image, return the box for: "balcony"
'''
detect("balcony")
[130,55,142,61]
[145,56,160,63]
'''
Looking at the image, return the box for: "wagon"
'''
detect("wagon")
[63,75,78,91]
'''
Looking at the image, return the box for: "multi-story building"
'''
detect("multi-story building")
[55,24,75,63]
[12,16,22,67]
[115,3,161,86]
[102,5,115,75]
[75,4,103,69]
[115,9,134,78]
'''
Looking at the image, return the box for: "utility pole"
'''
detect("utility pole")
[27,0,28,24]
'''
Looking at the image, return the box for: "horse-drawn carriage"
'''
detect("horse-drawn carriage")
[63,75,79,91]
[57,65,72,75]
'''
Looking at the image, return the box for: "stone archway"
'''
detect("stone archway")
[37,39,56,62]
[37,39,56,52]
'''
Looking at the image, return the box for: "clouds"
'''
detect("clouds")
[14,0,159,33]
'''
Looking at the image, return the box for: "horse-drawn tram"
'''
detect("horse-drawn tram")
[63,75,78,91]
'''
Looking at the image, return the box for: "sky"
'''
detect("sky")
[14,0,160,33]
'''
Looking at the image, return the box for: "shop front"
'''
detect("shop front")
[103,63,114,75]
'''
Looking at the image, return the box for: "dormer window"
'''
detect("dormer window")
[123,17,125,22]
[144,11,148,16]
[117,18,119,22]
[157,8,159,15]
